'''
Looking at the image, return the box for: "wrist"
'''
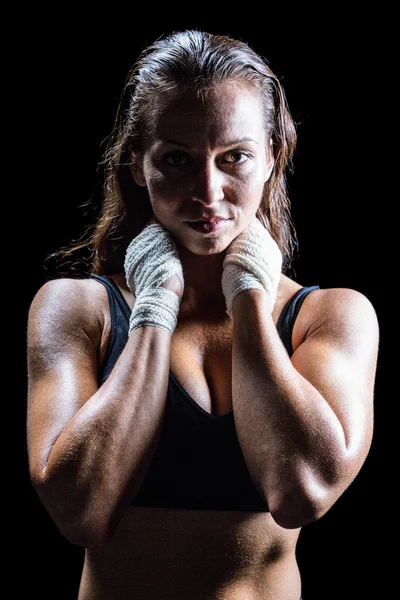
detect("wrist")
[128,287,180,335]
[232,288,272,313]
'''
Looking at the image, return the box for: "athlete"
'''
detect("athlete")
[26,29,379,599]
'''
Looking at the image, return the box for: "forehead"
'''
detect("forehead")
[145,81,265,148]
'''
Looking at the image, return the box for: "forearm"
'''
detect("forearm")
[232,290,346,527]
[36,325,171,546]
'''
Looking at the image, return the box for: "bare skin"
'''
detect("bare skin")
[27,269,378,600]
[27,81,379,599]
[79,270,306,600]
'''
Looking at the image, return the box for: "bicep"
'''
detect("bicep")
[290,289,379,463]
[27,280,101,482]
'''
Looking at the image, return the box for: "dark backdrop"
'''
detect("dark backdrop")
[22,14,384,600]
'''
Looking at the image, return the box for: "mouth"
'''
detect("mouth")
[186,219,230,234]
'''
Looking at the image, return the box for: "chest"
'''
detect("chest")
[169,317,234,417]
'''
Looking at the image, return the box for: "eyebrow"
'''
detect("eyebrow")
[160,137,259,148]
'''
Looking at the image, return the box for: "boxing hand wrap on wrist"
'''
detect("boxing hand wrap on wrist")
[221,217,282,317]
[124,223,184,335]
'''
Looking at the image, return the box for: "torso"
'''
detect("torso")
[78,271,317,599]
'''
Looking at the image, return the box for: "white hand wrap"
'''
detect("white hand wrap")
[221,217,282,317]
[124,223,184,335]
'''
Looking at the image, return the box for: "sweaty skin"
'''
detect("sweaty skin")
[81,271,308,600]
[27,81,379,600]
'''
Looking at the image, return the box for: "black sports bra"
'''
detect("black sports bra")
[90,274,320,511]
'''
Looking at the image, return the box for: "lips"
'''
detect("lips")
[187,219,229,234]
[189,217,228,223]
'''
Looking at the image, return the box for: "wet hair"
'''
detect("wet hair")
[46,29,298,278]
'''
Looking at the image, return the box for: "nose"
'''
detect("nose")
[190,160,225,206]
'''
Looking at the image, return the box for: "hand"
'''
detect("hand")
[144,215,183,299]
[123,216,185,335]
[221,216,282,316]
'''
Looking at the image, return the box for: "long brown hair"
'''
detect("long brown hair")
[45,29,298,279]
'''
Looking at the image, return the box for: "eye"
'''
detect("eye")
[223,151,250,165]
[162,151,191,166]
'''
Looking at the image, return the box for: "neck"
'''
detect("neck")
[177,244,227,311]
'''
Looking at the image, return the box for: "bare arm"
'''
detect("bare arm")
[27,278,172,548]
[231,287,379,529]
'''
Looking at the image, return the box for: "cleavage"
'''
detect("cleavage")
[169,318,233,417]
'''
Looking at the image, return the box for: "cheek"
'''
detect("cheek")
[143,164,164,193]
[143,163,186,204]
[235,175,266,209]
[143,173,175,212]
[235,161,267,194]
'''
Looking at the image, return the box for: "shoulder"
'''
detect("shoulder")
[28,276,109,321]
[304,286,378,325]
[27,277,110,350]
[278,273,380,356]
[301,286,379,353]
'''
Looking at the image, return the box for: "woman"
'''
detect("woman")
[27,30,379,600]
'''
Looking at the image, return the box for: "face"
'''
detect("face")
[130,81,274,255]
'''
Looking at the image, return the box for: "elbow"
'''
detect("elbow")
[270,494,326,529]
[57,518,115,549]
[263,454,349,529]
[267,480,333,530]
[30,476,115,550]
[49,506,116,550]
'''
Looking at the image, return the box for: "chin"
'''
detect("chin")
[175,232,232,256]
[161,219,238,255]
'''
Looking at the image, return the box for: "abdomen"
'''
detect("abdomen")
[78,505,302,600]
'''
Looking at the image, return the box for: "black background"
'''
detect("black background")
[22,12,384,600]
